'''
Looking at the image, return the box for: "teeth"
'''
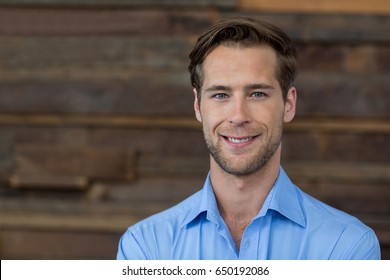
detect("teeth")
[228,137,253,143]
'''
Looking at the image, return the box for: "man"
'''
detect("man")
[117,18,380,259]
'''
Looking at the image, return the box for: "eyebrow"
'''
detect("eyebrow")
[204,83,275,93]
[203,85,231,93]
[244,83,275,91]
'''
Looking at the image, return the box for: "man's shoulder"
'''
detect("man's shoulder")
[292,184,380,259]
[117,189,204,259]
[277,168,371,233]
[297,186,372,234]
[128,189,202,234]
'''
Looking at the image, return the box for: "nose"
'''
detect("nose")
[228,97,251,126]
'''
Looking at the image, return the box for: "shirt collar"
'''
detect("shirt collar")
[181,172,220,227]
[182,166,306,228]
[258,167,306,227]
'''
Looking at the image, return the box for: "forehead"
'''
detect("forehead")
[202,44,279,87]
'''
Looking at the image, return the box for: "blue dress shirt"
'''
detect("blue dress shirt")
[117,167,380,259]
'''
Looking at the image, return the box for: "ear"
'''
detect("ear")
[193,88,202,123]
[283,87,297,123]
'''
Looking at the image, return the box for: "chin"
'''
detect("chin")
[218,157,268,177]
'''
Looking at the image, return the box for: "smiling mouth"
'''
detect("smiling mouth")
[223,135,258,144]
[227,136,253,143]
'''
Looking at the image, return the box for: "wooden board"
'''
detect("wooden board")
[0,228,121,259]
[11,145,136,186]
[0,0,235,8]
[0,7,216,35]
[239,0,390,14]
[222,12,390,42]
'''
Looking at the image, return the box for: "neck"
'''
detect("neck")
[210,146,281,219]
[209,146,281,249]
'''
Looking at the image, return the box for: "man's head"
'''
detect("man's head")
[188,18,298,177]
[188,17,297,103]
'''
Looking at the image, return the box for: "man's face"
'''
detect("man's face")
[194,45,296,177]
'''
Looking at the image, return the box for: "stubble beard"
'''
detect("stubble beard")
[203,126,283,177]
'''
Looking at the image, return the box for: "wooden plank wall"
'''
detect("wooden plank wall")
[0,0,389,259]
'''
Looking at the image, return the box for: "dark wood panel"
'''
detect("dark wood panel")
[12,145,136,184]
[296,43,390,74]
[0,211,139,232]
[239,0,390,14]
[376,45,390,72]
[0,8,389,41]
[0,7,216,35]
[298,181,390,216]
[0,228,121,259]
[0,0,235,8]
[0,36,191,73]
[296,73,389,118]
[0,77,193,115]
[107,177,205,203]
[283,132,389,162]
[286,118,390,134]
[10,174,89,190]
[222,12,390,42]
[0,133,13,179]
[0,195,167,217]
[138,155,208,179]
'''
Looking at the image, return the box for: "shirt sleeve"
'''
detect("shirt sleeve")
[345,229,381,260]
[116,229,149,260]
[329,225,381,260]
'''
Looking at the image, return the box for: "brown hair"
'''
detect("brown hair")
[188,17,297,102]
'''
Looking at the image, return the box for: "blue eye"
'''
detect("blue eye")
[251,92,266,98]
[213,93,228,99]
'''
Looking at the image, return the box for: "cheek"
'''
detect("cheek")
[202,115,220,133]
[205,119,228,142]
[259,107,285,133]
[200,103,225,127]
[252,101,283,121]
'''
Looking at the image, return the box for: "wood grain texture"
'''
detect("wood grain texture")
[0,228,121,259]
[0,2,388,259]
[222,12,390,42]
[239,0,390,14]
[0,36,191,72]
[12,145,136,183]
[0,0,235,7]
[0,7,216,35]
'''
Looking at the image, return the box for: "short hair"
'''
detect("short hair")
[188,17,297,102]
